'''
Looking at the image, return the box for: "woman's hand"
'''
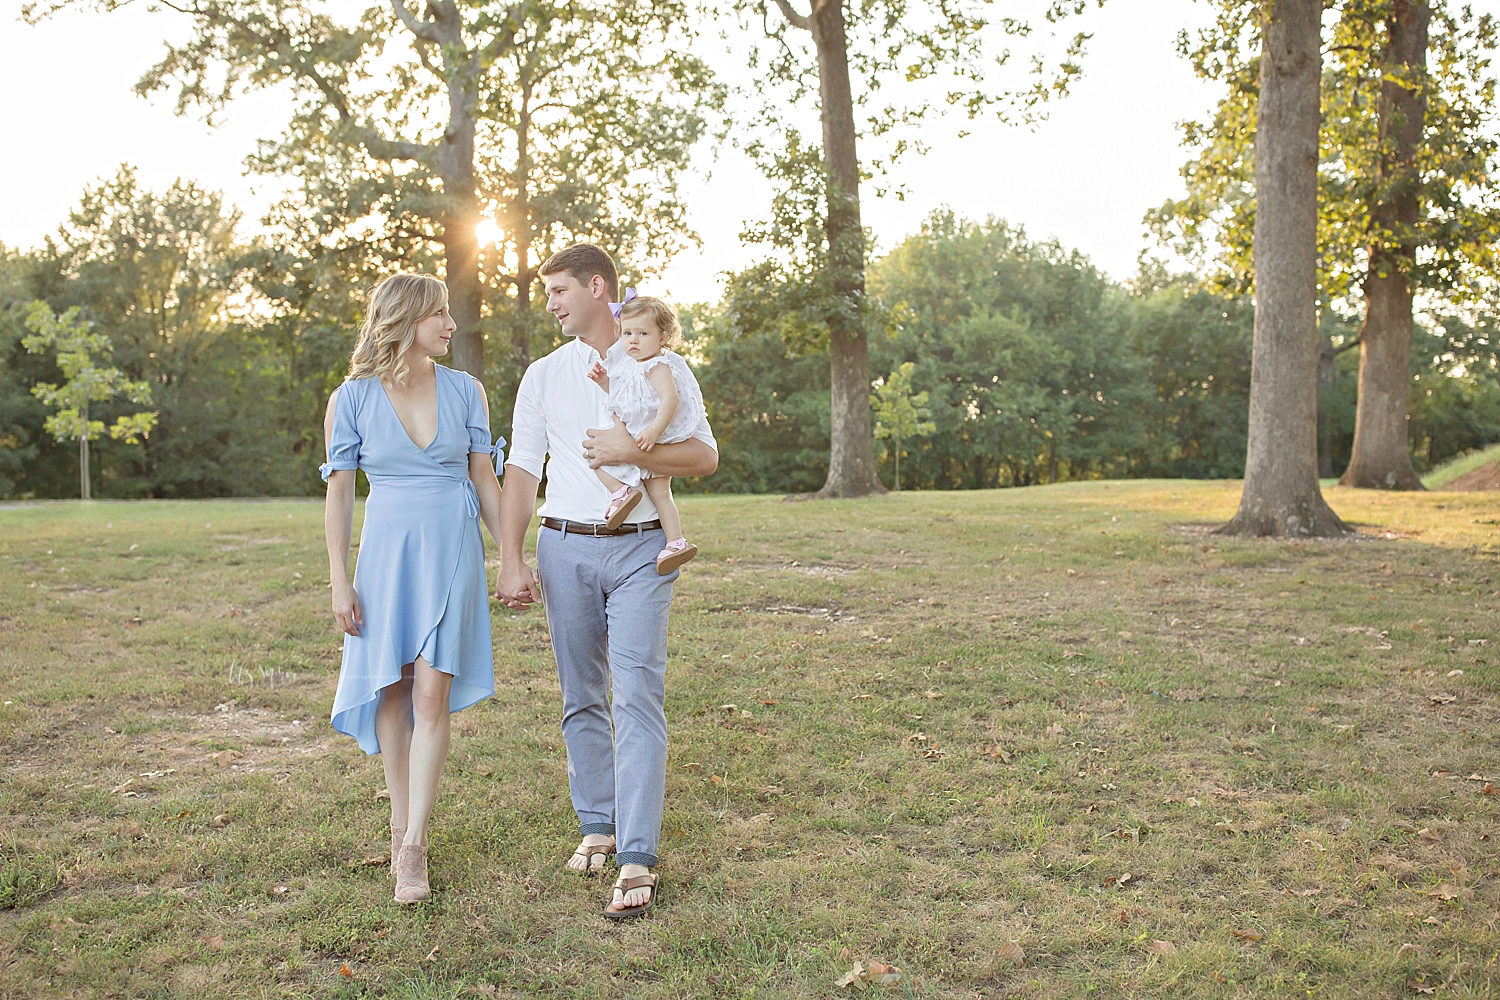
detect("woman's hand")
[332,580,362,636]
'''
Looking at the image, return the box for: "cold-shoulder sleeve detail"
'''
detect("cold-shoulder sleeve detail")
[321,382,361,481]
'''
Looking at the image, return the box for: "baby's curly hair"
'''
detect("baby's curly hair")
[618,296,682,351]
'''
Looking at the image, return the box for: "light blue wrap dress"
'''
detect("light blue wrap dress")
[319,365,503,754]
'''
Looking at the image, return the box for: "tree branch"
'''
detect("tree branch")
[389,0,441,43]
[479,3,527,64]
[771,0,812,32]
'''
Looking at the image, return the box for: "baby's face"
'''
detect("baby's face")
[621,317,665,361]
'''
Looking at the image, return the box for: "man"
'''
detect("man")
[496,243,717,918]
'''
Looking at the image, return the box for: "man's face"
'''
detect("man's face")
[543,271,606,338]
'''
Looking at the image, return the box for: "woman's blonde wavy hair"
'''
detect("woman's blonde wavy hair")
[347,273,449,386]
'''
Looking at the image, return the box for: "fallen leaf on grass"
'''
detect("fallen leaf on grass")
[272,885,289,895]
[1109,872,1133,889]
[718,704,738,713]
[374,788,391,800]
[996,940,1025,967]
[980,743,1013,762]
[1417,828,1442,845]
[922,747,948,760]
[923,690,943,700]
[683,762,703,773]
[1044,723,1065,738]
[1407,981,1437,995]
[346,855,387,868]
[904,732,928,745]
[111,778,143,795]
[422,945,440,962]
[1117,909,1129,924]
[112,821,144,840]
[835,961,867,990]
[1286,888,1323,898]
[203,934,224,949]
[1147,940,1177,957]
[211,750,243,767]
[338,964,354,978]
[1429,884,1460,901]
[1428,694,1456,705]
[210,814,230,828]
[758,699,777,706]
[166,810,192,821]
[835,960,900,989]
[1231,929,1262,942]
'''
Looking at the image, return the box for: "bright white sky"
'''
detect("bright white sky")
[3,2,1496,300]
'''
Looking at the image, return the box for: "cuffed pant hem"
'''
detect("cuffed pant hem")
[579,822,616,836]
[614,851,657,867]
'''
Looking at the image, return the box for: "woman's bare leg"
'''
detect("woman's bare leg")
[404,655,453,847]
[643,477,682,540]
[374,665,416,832]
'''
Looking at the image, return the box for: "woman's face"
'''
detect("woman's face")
[412,300,456,357]
[621,316,664,361]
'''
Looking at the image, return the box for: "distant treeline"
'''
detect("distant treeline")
[2,189,1497,499]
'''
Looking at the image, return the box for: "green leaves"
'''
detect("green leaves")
[21,302,158,449]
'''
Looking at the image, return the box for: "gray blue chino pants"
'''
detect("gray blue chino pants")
[537,522,675,866]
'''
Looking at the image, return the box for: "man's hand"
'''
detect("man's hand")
[497,561,542,610]
[584,417,639,469]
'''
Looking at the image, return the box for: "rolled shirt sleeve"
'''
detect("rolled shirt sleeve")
[505,364,548,481]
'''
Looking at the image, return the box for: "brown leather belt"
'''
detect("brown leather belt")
[540,517,663,537]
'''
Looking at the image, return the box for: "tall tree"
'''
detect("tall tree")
[733,1,1096,498]
[1218,0,1348,536]
[26,0,718,384]
[1152,0,1500,489]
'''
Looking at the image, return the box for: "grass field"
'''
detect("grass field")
[1,481,1497,999]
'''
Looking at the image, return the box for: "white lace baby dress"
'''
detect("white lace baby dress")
[600,352,707,486]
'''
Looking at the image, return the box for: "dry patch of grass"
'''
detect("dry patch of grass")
[0,482,1497,998]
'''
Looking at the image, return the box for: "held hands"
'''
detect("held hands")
[332,581,362,636]
[586,361,609,392]
[497,561,542,610]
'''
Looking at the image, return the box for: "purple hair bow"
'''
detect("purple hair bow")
[608,287,638,319]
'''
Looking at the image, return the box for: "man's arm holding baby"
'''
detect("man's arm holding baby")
[584,418,717,477]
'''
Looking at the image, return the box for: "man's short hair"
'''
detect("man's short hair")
[539,243,618,301]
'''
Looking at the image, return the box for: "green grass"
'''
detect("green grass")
[1,482,1497,998]
[1423,442,1500,489]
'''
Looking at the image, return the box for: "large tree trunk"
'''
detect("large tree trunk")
[811,1,884,498]
[1218,0,1347,537]
[1339,0,1429,490]
[511,92,536,371]
[439,61,483,379]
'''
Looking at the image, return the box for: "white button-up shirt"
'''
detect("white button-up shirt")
[505,337,717,523]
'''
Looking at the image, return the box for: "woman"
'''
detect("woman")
[321,273,504,904]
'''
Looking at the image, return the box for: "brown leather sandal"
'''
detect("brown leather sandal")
[603,872,659,920]
[569,840,615,876]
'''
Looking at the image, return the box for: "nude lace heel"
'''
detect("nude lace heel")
[394,844,430,903]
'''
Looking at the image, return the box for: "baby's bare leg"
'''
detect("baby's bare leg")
[643,477,683,541]
[596,467,626,493]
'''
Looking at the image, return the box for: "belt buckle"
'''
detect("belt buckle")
[589,522,607,537]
